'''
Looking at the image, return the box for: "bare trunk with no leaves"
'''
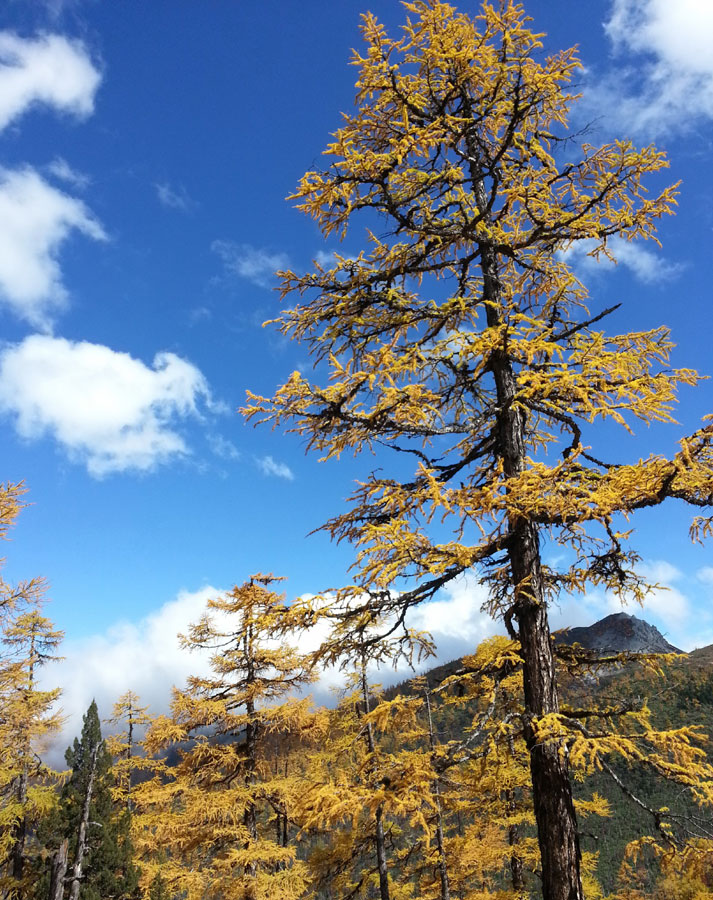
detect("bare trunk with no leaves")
[67,743,100,900]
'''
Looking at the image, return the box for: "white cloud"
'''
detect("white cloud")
[212,241,289,289]
[47,156,90,190]
[0,166,106,329]
[155,182,193,212]
[596,0,713,135]
[561,236,681,285]
[42,578,494,763]
[697,567,713,585]
[0,335,217,477]
[257,455,294,480]
[0,31,100,133]
[39,557,707,764]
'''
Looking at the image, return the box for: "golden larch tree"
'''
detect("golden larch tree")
[135,575,315,900]
[243,3,713,898]
[105,691,154,815]
[0,483,64,898]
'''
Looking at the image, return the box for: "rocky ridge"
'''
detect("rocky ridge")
[554,611,682,655]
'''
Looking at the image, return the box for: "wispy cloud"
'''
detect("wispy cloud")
[208,433,240,461]
[212,241,289,289]
[257,455,294,480]
[46,156,90,190]
[155,181,193,212]
[586,0,713,137]
[0,166,106,329]
[0,31,101,134]
[0,335,218,477]
[561,236,682,285]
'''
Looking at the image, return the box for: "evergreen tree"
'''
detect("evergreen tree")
[44,701,139,900]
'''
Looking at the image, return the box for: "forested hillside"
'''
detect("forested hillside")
[2,490,713,900]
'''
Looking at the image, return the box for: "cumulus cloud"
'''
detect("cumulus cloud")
[43,585,220,765]
[155,182,193,212]
[43,578,495,762]
[0,166,106,328]
[0,31,100,133]
[0,335,217,476]
[212,241,289,289]
[39,557,706,763]
[408,574,498,662]
[594,0,713,135]
[561,236,681,285]
[257,455,294,480]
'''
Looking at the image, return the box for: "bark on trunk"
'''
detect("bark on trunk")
[464,132,584,900]
[48,839,68,900]
[68,743,100,900]
[518,598,582,900]
[505,737,524,894]
[243,711,258,877]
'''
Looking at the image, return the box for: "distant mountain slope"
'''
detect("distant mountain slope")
[554,611,682,654]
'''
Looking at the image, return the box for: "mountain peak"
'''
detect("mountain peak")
[555,612,682,654]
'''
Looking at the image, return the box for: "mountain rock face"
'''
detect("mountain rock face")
[555,612,682,654]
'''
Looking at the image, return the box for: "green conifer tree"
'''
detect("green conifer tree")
[42,701,139,900]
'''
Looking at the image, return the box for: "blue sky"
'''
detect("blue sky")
[0,0,712,740]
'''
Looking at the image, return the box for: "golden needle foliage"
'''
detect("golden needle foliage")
[244,0,711,612]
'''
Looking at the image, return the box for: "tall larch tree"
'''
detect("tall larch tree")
[105,692,153,814]
[0,483,64,899]
[0,608,63,899]
[244,3,713,898]
[136,575,315,900]
[297,678,415,900]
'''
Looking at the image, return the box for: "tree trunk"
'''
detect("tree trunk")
[466,137,583,900]
[373,805,390,900]
[506,791,524,894]
[10,772,27,884]
[48,839,68,900]
[68,743,100,900]
[517,597,582,900]
[243,624,258,881]
[425,690,450,900]
[505,736,524,895]
[360,661,391,900]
